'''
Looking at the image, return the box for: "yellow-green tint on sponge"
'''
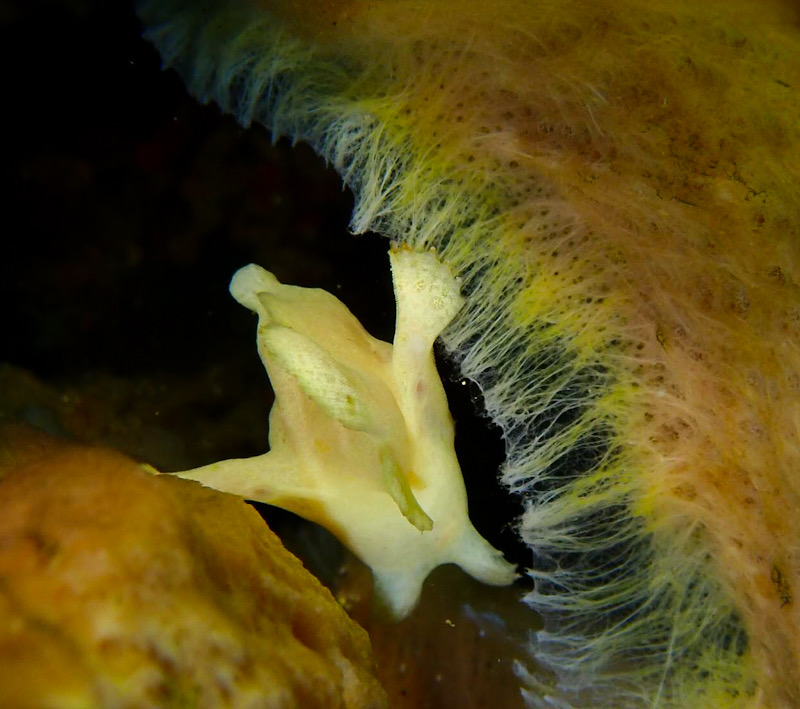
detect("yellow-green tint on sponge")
[138,0,800,705]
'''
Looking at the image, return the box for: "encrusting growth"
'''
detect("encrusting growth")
[172,247,516,618]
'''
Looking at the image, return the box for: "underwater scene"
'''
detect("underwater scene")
[2,0,799,707]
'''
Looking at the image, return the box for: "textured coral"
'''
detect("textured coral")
[139,1,800,706]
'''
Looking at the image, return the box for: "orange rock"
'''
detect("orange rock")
[0,422,387,708]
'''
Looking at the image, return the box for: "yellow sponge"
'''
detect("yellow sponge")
[139,1,800,705]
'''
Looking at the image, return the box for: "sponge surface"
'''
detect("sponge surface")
[139,1,800,705]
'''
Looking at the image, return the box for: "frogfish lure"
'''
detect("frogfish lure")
[139,0,800,706]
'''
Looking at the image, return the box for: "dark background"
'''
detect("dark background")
[1,0,394,466]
